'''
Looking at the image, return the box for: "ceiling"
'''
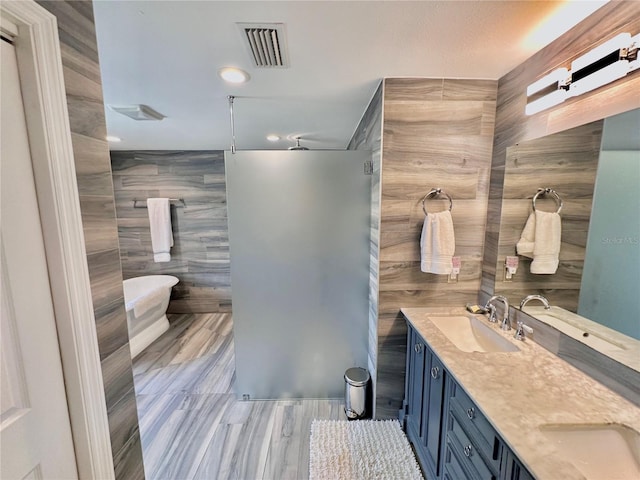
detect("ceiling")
[93,1,607,151]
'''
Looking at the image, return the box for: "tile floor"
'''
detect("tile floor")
[133,313,346,479]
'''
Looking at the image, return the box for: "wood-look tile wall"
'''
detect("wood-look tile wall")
[481,1,640,299]
[36,1,144,479]
[496,121,603,311]
[347,83,383,415]
[372,78,497,418]
[111,151,231,313]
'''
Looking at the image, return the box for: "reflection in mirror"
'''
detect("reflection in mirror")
[523,305,640,373]
[496,108,640,371]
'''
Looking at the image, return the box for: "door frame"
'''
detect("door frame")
[1,2,115,478]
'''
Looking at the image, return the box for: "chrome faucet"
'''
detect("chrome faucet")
[519,294,551,310]
[484,295,511,330]
[514,321,534,341]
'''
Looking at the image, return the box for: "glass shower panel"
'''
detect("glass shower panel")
[225,150,371,399]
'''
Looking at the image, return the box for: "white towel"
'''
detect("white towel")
[516,211,561,274]
[516,213,536,258]
[147,198,173,262]
[420,210,455,274]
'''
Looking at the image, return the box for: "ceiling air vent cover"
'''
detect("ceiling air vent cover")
[237,23,289,68]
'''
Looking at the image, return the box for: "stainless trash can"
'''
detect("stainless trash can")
[344,367,370,420]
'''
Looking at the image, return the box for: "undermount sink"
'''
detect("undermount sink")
[428,315,519,353]
[539,423,640,479]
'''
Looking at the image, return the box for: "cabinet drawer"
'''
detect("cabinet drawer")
[448,415,496,480]
[450,384,501,469]
[444,443,470,480]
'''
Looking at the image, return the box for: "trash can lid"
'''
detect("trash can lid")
[344,367,370,386]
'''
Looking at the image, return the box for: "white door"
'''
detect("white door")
[0,36,78,479]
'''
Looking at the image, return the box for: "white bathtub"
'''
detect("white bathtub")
[123,275,179,358]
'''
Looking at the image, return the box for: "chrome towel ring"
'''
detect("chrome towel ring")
[421,188,453,216]
[532,188,563,214]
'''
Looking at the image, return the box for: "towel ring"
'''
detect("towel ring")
[532,188,563,214]
[421,188,453,216]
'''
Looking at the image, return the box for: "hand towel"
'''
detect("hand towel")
[420,210,455,274]
[516,211,561,274]
[147,198,173,262]
[516,213,536,258]
[531,210,561,274]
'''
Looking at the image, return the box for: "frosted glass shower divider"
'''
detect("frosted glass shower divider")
[225,150,371,399]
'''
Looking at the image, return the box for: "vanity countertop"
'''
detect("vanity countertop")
[401,306,640,480]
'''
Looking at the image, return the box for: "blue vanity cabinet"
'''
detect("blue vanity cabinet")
[405,326,426,442]
[500,450,535,480]
[403,324,448,479]
[403,322,535,480]
[423,350,446,473]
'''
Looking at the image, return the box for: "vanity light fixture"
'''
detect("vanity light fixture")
[525,32,639,115]
[219,67,250,84]
[266,134,280,142]
[525,68,569,116]
[569,33,632,97]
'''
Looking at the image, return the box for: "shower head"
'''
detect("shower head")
[288,137,309,150]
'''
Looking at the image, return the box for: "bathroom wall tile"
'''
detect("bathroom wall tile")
[379,261,481,291]
[383,133,493,169]
[381,170,479,201]
[94,296,130,361]
[113,430,146,480]
[384,78,443,101]
[111,150,231,312]
[384,101,487,136]
[101,342,135,410]
[107,386,141,459]
[79,195,120,253]
[58,41,102,87]
[66,94,108,140]
[120,175,206,190]
[442,79,498,102]
[40,1,102,81]
[62,62,103,101]
[87,248,126,308]
[71,133,114,196]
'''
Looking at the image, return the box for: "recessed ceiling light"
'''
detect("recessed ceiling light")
[266,134,280,142]
[106,135,121,142]
[218,67,250,84]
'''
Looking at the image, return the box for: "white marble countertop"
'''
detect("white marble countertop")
[401,306,640,480]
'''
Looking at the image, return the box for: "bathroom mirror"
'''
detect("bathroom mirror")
[493,107,640,371]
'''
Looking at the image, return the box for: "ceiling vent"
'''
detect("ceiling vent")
[109,104,165,121]
[237,23,289,68]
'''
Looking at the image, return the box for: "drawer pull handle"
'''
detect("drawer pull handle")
[430,366,439,379]
[414,343,422,353]
[463,445,473,457]
[466,408,475,420]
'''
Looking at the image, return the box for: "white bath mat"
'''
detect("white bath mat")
[309,419,424,480]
